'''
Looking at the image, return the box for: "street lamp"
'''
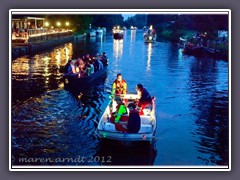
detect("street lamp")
[45,22,49,27]
[56,22,61,27]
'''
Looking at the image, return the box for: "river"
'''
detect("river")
[11,30,229,167]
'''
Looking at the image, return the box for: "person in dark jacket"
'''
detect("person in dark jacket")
[127,103,141,133]
[135,84,152,115]
[63,60,71,74]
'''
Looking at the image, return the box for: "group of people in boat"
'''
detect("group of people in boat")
[109,73,153,133]
[63,52,108,77]
[143,25,156,38]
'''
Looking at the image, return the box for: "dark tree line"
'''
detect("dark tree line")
[147,14,228,40]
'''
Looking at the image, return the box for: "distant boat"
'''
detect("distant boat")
[88,29,96,37]
[183,45,206,55]
[122,26,127,30]
[143,25,157,43]
[112,26,124,39]
[101,27,107,34]
[97,94,157,143]
[144,33,157,43]
[96,27,103,36]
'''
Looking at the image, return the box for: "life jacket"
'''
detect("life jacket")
[113,79,127,94]
[116,103,128,115]
[114,102,128,123]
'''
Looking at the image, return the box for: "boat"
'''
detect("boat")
[96,27,103,36]
[144,33,157,43]
[130,26,137,30]
[97,94,156,143]
[178,37,188,48]
[182,43,206,56]
[143,25,157,43]
[63,66,107,89]
[88,29,96,37]
[112,26,124,39]
[122,26,127,31]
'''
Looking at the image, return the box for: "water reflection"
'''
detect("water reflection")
[12,43,74,105]
[130,29,136,42]
[97,140,157,165]
[12,71,108,165]
[147,43,152,71]
[188,58,229,165]
[113,39,123,58]
[89,37,97,43]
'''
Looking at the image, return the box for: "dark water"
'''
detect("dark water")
[11,30,229,166]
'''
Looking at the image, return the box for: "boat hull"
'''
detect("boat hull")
[63,67,107,89]
[113,33,123,39]
[97,130,154,142]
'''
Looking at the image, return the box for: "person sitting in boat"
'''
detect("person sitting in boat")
[84,54,92,63]
[101,52,108,66]
[98,55,107,67]
[135,84,152,116]
[76,58,87,76]
[63,60,72,74]
[86,60,94,76]
[67,59,77,74]
[93,55,103,72]
[126,103,141,133]
[110,96,128,132]
[96,54,104,70]
[111,73,127,96]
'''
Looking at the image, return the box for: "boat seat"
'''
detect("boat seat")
[103,122,116,132]
[139,124,152,133]
[103,118,152,133]
[141,116,152,125]
[142,108,151,116]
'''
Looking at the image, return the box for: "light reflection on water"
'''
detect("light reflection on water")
[11,30,229,166]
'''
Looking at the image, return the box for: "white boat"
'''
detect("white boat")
[122,26,127,30]
[88,29,96,37]
[97,94,156,142]
[96,28,103,36]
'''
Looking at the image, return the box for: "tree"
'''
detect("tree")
[92,14,124,31]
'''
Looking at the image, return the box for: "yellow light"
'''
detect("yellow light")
[65,22,70,26]
[45,22,49,27]
[56,22,61,27]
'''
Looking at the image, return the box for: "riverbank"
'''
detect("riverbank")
[12,34,86,59]
[156,27,229,60]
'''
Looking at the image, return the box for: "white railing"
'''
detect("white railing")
[28,28,48,37]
